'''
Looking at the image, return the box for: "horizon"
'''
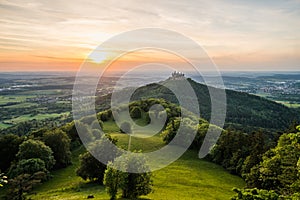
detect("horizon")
[1,0,299,72]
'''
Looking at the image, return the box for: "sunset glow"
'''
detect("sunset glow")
[88,51,108,64]
[0,0,299,71]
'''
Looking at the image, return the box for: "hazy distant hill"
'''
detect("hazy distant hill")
[97,78,299,132]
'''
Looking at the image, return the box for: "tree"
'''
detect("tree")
[61,121,81,148]
[8,158,48,179]
[245,131,300,195]
[241,131,266,177]
[0,134,24,171]
[6,171,46,200]
[291,158,300,193]
[209,129,251,175]
[97,110,112,122]
[161,118,180,144]
[120,122,131,134]
[130,106,142,119]
[17,139,55,170]
[231,188,279,200]
[104,153,153,199]
[76,135,118,183]
[43,129,72,168]
[74,121,94,144]
[103,164,123,200]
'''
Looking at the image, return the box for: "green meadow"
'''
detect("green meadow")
[26,120,245,200]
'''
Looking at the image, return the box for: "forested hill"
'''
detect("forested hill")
[101,78,299,132]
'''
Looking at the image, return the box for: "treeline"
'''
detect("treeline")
[0,114,72,136]
[207,125,300,199]
[0,128,72,199]
[149,98,300,199]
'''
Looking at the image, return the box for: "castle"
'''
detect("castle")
[169,71,185,80]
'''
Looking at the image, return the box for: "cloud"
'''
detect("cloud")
[0,0,299,71]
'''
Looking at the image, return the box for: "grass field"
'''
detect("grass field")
[3,112,70,125]
[27,148,244,200]
[255,94,300,108]
[19,89,65,95]
[0,122,11,129]
[0,95,35,106]
[275,101,300,108]
[25,120,245,200]
[4,102,38,108]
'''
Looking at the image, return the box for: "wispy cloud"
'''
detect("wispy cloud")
[0,0,299,71]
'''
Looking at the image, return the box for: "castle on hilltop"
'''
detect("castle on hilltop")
[169,71,185,80]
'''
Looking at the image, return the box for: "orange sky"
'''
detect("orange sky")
[1,0,299,72]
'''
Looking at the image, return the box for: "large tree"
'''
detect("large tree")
[6,171,46,200]
[104,153,153,200]
[0,134,24,171]
[76,135,118,183]
[17,139,55,170]
[8,158,48,179]
[43,129,72,168]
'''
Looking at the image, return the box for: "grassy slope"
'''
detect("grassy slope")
[27,120,245,200]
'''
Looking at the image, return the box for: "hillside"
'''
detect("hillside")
[0,99,245,200]
[25,118,245,200]
[27,150,245,200]
[124,78,299,131]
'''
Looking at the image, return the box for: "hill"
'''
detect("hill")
[122,78,299,131]
[4,99,243,199]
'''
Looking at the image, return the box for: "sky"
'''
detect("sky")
[0,0,299,72]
